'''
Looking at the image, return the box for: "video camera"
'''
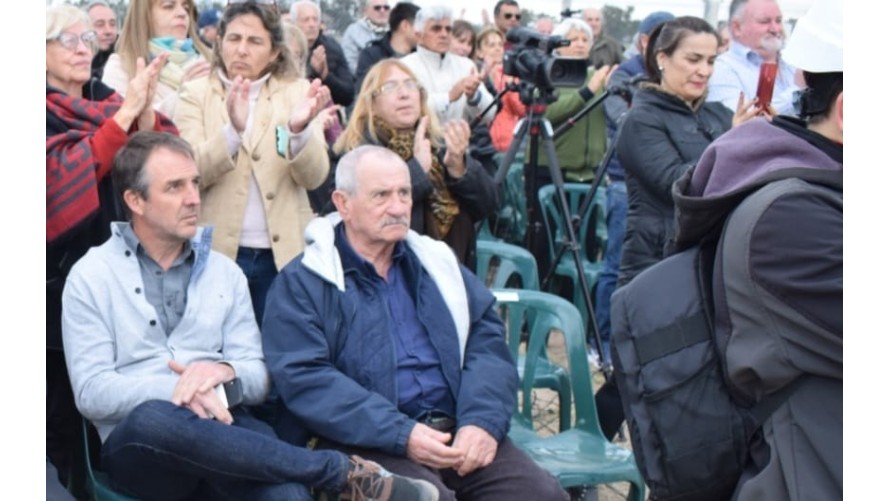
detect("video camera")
[503,27,588,91]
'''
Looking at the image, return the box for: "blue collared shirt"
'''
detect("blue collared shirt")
[707,41,799,116]
[120,224,194,336]
[335,224,455,419]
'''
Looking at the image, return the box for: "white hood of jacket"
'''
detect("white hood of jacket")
[302,213,471,365]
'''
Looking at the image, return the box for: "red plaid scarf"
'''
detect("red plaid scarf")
[46,89,176,242]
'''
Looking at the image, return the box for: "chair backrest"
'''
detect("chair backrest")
[82,419,140,501]
[488,158,528,246]
[475,240,540,290]
[537,183,607,264]
[491,289,605,437]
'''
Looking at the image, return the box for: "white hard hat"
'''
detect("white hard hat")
[782,0,842,72]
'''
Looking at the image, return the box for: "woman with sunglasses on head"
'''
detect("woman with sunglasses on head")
[174,1,331,325]
[46,4,178,484]
[335,59,498,267]
[102,0,212,119]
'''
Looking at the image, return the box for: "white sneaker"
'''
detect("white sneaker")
[587,346,602,370]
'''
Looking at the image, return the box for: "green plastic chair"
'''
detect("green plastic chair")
[492,289,645,501]
[82,419,140,501]
[476,240,540,290]
[537,183,608,330]
[491,279,573,432]
[486,156,528,246]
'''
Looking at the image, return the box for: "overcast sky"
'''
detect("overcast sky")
[411,0,815,25]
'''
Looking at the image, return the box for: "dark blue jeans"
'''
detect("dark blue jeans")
[236,247,278,327]
[101,400,349,501]
[594,181,627,365]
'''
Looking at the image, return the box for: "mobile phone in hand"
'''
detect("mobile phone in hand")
[756,62,778,111]
[214,378,244,409]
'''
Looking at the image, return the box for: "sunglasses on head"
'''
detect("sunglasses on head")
[372,4,391,11]
[503,13,521,20]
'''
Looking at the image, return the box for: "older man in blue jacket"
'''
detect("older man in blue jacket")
[263,145,566,500]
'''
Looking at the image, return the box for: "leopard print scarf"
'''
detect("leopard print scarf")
[372,117,460,238]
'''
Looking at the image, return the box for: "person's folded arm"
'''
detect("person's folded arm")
[61,263,178,423]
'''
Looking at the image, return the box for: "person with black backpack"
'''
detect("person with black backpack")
[678,1,842,498]
[610,0,842,499]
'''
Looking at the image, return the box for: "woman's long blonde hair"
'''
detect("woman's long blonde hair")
[281,21,307,79]
[334,58,443,154]
[116,0,212,77]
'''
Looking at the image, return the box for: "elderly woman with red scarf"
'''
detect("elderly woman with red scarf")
[46,5,176,485]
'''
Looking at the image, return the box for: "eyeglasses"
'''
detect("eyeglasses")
[429,24,452,34]
[373,79,421,96]
[503,13,521,20]
[49,31,98,52]
[372,5,391,11]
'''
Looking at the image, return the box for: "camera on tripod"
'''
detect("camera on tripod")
[503,27,588,91]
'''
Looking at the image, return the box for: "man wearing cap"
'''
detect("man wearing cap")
[707,0,800,115]
[671,0,842,498]
[198,9,221,47]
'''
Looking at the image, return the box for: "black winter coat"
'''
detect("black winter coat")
[354,34,397,94]
[306,33,355,108]
[615,85,732,285]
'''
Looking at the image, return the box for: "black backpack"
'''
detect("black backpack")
[609,191,799,501]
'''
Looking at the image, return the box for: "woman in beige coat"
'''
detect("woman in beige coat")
[175,2,330,325]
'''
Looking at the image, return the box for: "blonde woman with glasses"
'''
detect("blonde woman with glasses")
[335,59,498,266]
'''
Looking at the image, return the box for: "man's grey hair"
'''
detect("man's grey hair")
[335,145,408,196]
[85,0,112,13]
[47,4,91,40]
[729,0,778,21]
[553,18,593,42]
[414,5,453,32]
[290,0,321,22]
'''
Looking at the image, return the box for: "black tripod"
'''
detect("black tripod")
[491,82,610,375]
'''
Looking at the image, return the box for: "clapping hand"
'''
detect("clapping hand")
[413,116,433,173]
[225,75,251,134]
[115,54,167,131]
[309,45,329,79]
[288,79,330,134]
[442,119,471,178]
